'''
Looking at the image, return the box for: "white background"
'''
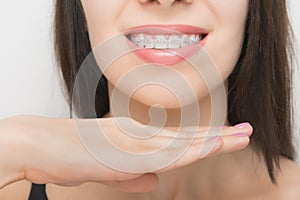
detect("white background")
[0,1,299,161]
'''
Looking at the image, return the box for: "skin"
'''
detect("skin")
[78,0,300,199]
[0,0,300,199]
[83,0,247,116]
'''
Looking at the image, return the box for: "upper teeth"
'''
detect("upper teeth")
[128,33,203,49]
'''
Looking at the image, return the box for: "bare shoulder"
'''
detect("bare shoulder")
[0,180,32,200]
[273,157,300,199]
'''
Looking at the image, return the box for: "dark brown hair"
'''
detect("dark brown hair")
[54,0,295,184]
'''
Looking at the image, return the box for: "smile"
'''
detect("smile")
[126,33,206,49]
[124,24,209,65]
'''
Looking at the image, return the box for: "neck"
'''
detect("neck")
[151,146,273,199]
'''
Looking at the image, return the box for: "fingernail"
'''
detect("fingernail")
[199,136,220,158]
[234,122,251,130]
[233,132,248,137]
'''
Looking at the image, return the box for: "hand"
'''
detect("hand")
[0,115,252,192]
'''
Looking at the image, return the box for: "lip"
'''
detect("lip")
[124,24,209,66]
[125,24,209,35]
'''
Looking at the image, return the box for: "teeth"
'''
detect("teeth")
[168,35,181,49]
[155,35,168,49]
[180,34,190,48]
[128,33,203,49]
[190,34,200,43]
[134,34,145,48]
[144,35,155,48]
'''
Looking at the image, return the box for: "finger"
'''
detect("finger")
[213,133,250,155]
[156,132,250,172]
[182,123,252,144]
[101,173,158,192]
[222,123,253,137]
[160,122,253,140]
[139,123,252,155]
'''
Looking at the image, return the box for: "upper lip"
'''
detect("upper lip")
[124,24,209,35]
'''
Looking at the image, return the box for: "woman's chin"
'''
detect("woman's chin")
[130,85,202,110]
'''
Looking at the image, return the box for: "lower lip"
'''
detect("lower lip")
[125,35,208,66]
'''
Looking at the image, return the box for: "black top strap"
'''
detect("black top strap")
[28,183,48,200]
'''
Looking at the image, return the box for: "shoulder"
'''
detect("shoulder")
[270,157,300,199]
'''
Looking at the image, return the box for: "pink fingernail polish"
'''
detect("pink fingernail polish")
[234,122,251,129]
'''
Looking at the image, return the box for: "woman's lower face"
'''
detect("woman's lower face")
[80,0,249,126]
